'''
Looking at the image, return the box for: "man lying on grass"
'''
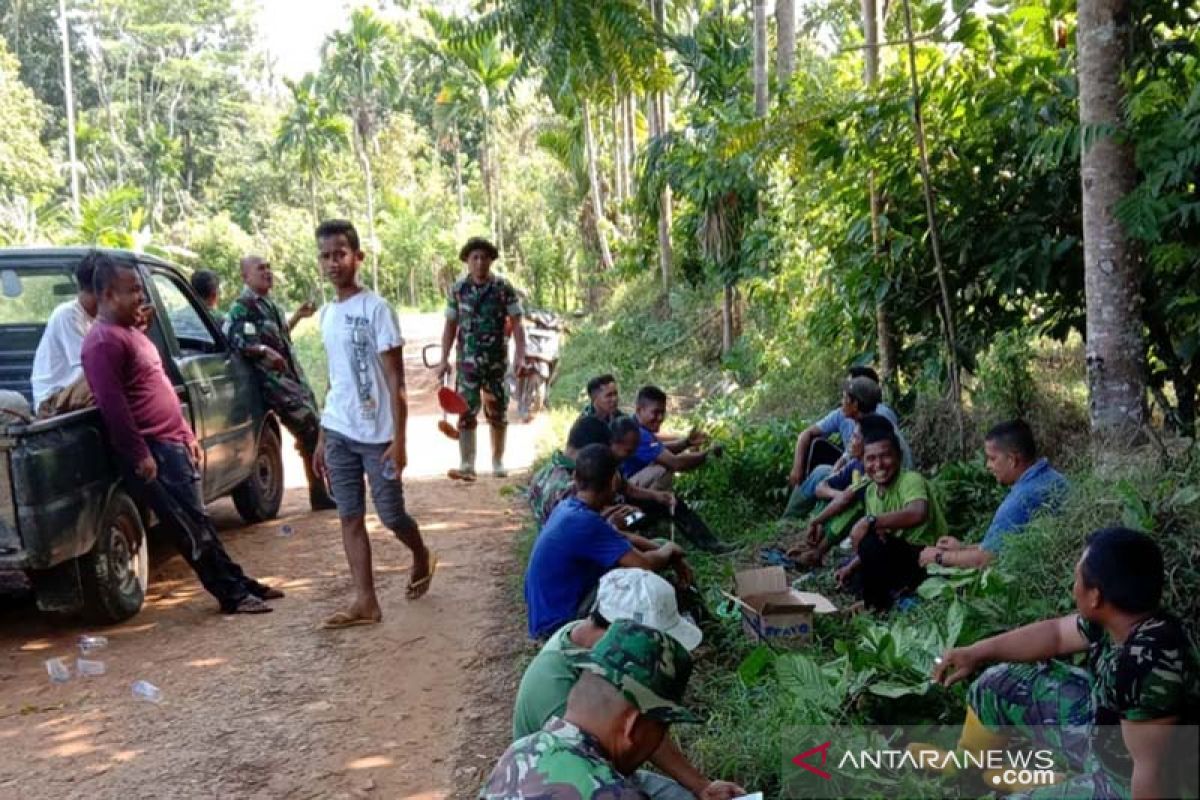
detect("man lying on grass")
[823,414,946,611]
[512,568,745,800]
[918,419,1068,570]
[524,444,694,640]
[932,527,1196,799]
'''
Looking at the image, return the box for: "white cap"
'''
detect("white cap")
[595,568,703,652]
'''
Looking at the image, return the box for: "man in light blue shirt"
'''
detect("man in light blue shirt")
[920,420,1068,569]
[787,372,911,491]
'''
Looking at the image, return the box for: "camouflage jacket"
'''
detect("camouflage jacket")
[225,287,316,410]
[528,451,577,527]
[478,717,649,799]
[446,274,523,363]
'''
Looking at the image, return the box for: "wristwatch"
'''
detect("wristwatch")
[935,549,945,566]
[865,515,877,535]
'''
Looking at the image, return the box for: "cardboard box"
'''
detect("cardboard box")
[732,567,836,644]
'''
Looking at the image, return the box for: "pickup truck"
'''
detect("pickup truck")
[0,247,285,623]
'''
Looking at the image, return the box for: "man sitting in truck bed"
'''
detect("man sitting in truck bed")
[81,251,282,615]
[29,252,99,418]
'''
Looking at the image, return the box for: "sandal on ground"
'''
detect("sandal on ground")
[321,610,382,629]
[228,596,273,614]
[447,468,477,482]
[406,552,439,600]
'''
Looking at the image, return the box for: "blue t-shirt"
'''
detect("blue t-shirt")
[619,426,664,478]
[817,403,912,467]
[524,497,633,638]
[826,458,865,492]
[979,459,1068,553]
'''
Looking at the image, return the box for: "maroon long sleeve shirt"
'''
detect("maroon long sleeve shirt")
[81,320,194,466]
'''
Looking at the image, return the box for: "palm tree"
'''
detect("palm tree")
[275,74,349,229]
[320,8,404,292]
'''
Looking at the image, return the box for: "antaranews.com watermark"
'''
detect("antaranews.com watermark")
[780,725,1198,799]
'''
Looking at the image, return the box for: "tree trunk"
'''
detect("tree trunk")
[581,99,615,272]
[752,0,769,116]
[862,0,898,398]
[355,133,380,293]
[452,123,466,222]
[1078,0,1146,445]
[308,170,328,301]
[610,77,624,204]
[900,0,963,451]
[648,1,673,292]
[721,284,734,353]
[776,0,796,92]
[622,94,635,193]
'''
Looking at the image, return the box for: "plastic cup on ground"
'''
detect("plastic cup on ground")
[78,635,108,655]
[131,680,163,703]
[76,658,106,677]
[45,658,71,683]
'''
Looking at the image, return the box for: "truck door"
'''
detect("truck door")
[146,270,256,500]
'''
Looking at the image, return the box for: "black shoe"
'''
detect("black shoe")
[309,489,337,512]
[225,596,273,614]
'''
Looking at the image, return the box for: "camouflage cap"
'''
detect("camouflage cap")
[569,619,701,725]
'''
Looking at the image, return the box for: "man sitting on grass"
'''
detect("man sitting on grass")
[835,415,946,611]
[528,416,615,527]
[512,569,745,800]
[932,527,1196,798]
[481,621,703,799]
[620,386,719,492]
[918,419,1068,570]
[580,373,626,424]
[524,444,693,640]
[786,373,911,494]
[785,422,869,566]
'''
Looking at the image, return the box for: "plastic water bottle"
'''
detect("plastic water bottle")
[131,680,163,703]
[279,524,294,537]
[45,657,71,683]
[76,658,106,677]
[78,635,108,655]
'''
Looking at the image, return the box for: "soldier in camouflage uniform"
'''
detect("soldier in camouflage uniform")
[438,237,527,480]
[931,527,1195,798]
[225,255,335,510]
[479,620,700,800]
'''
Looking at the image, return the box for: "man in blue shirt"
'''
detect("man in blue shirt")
[619,385,719,492]
[920,420,1068,569]
[525,443,692,639]
[787,371,912,490]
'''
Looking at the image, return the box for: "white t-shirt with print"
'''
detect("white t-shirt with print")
[31,299,94,407]
[319,290,405,444]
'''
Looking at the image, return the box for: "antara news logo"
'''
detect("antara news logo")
[792,741,1056,780]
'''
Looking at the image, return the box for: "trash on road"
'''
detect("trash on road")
[76,658,106,677]
[78,635,109,655]
[131,680,163,703]
[279,524,295,537]
[44,658,71,683]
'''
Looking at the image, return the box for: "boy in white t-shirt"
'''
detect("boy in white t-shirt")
[311,219,436,628]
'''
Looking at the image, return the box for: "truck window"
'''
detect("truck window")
[0,269,78,326]
[151,273,219,355]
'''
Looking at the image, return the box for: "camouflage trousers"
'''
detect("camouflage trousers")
[969,662,1125,799]
[457,354,508,430]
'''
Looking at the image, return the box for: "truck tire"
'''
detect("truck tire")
[80,490,149,624]
[232,426,283,524]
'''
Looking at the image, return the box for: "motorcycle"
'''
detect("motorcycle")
[511,309,565,422]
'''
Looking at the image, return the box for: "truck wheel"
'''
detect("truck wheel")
[232,426,283,524]
[80,490,149,624]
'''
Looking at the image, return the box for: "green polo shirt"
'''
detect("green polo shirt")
[864,470,947,545]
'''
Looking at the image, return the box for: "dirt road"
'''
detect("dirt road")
[0,313,541,799]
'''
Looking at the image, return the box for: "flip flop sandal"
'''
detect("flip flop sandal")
[406,553,439,600]
[321,611,381,629]
[437,419,460,440]
[447,468,477,482]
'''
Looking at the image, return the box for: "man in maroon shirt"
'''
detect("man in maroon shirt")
[81,253,279,614]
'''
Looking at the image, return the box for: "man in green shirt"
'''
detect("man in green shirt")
[225,255,334,510]
[500,606,743,800]
[836,414,946,611]
[932,527,1195,798]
